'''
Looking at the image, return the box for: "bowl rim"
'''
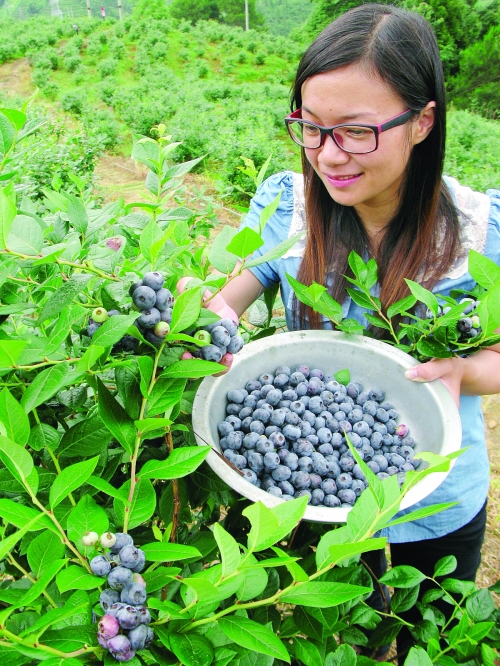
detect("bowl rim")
[192,330,462,523]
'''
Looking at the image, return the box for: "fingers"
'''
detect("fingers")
[214,353,233,376]
[405,358,453,382]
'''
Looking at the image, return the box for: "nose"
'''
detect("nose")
[317,134,351,166]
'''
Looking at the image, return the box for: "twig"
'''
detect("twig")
[361,556,390,614]
[164,431,180,546]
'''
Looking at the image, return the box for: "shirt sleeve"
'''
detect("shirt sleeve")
[485,188,500,265]
[239,171,295,289]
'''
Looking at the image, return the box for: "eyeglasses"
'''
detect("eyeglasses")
[284,108,415,154]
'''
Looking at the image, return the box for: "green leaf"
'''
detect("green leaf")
[404,647,433,666]
[364,313,391,330]
[67,195,88,234]
[0,514,44,560]
[226,227,264,259]
[0,340,28,369]
[170,287,203,335]
[325,644,357,666]
[21,363,70,413]
[0,186,17,250]
[405,280,439,315]
[465,588,495,622]
[348,250,368,283]
[142,566,181,593]
[138,446,210,480]
[0,434,34,486]
[286,273,343,322]
[481,643,498,666]
[56,566,103,593]
[243,497,307,553]
[468,249,500,289]
[49,456,99,509]
[67,495,109,553]
[387,295,417,319]
[114,477,156,530]
[346,287,377,310]
[416,337,452,358]
[0,499,53,533]
[272,545,308,582]
[334,369,350,385]
[0,388,29,445]
[87,476,129,504]
[246,232,304,269]
[293,606,325,642]
[213,523,241,577]
[38,274,92,325]
[160,359,224,379]
[391,584,420,613]
[383,501,457,528]
[91,314,139,350]
[291,637,322,666]
[20,604,89,642]
[7,215,43,255]
[0,112,15,153]
[281,581,371,607]
[433,555,457,578]
[141,542,201,562]
[27,530,65,577]
[137,355,154,397]
[147,376,186,417]
[169,633,214,666]
[97,378,136,455]
[219,616,290,662]
[208,225,239,273]
[140,219,165,264]
[326,538,387,569]
[57,415,112,458]
[76,345,105,372]
[16,559,66,609]
[379,565,426,588]
[258,188,283,234]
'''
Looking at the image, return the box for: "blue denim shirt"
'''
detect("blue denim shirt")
[240,171,500,543]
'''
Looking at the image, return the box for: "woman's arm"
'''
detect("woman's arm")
[405,342,500,407]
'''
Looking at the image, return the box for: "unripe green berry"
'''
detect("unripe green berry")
[82,531,99,547]
[92,307,109,323]
[153,321,170,338]
[471,315,480,329]
[194,330,211,343]
[100,532,117,548]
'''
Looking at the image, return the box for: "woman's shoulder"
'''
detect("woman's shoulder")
[441,176,500,280]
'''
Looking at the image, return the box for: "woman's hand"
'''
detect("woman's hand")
[405,357,466,408]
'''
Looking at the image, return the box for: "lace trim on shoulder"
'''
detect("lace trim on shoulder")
[442,177,491,280]
[282,172,306,259]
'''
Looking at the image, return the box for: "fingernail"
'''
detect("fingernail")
[405,368,426,382]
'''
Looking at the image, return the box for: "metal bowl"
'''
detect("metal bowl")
[192,330,461,523]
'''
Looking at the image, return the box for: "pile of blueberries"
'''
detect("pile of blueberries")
[86,531,153,662]
[85,271,245,359]
[218,365,422,508]
[426,297,482,342]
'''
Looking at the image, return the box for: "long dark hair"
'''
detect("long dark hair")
[292,4,460,332]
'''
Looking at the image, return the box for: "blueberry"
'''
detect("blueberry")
[325,380,342,392]
[294,489,312,502]
[372,454,389,472]
[320,391,335,406]
[391,453,405,467]
[368,388,385,402]
[116,604,140,629]
[298,456,313,472]
[227,389,245,404]
[356,391,370,406]
[100,588,121,611]
[154,288,174,310]
[317,443,334,456]
[275,365,291,376]
[253,408,272,424]
[346,382,360,399]
[121,582,147,606]
[296,382,308,397]
[348,408,364,424]
[266,389,283,406]
[400,462,415,472]
[211,326,231,348]
[244,395,258,410]
[291,471,311,489]
[292,439,313,457]
[283,451,299,470]
[256,438,274,454]
[239,407,253,420]
[242,468,258,484]
[308,396,325,415]
[226,403,241,416]
[269,431,286,448]
[295,364,309,377]
[361,444,375,460]
[307,380,324,396]
[129,279,143,297]
[264,451,280,470]
[302,410,316,426]
[331,433,343,448]
[225,432,243,450]
[309,368,323,379]
[315,427,331,444]
[118,545,144,571]
[250,420,265,435]
[259,373,274,385]
[351,479,366,496]
[277,480,294,496]
[128,623,149,651]
[200,344,224,362]
[458,317,472,332]
[338,420,352,433]
[324,494,341,507]
[337,489,356,505]
[311,488,325,505]
[290,400,305,416]
[246,379,261,392]
[375,408,389,423]
[108,634,133,657]
[352,464,366,481]
[272,465,292,481]
[268,486,283,497]
[333,410,346,422]
[283,388,298,401]
[232,454,247,469]
[132,286,157,309]
[373,422,388,436]
[366,460,380,474]
[214,318,237,336]
[86,321,101,337]
[370,432,383,449]
[312,456,330,476]
[337,472,353,489]
[362,413,375,427]
[142,271,165,291]
[309,473,322,489]
[339,456,354,473]
[283,424,301,441]
[386,419,397,434]
[120,335,139,352]
[247,451,265,473]
[90,555,111,577]
[306,434,319,446]
[299,420,313,437]
[273,373,290,388]
[290,371,306,386]
[322,478,338,495]
[218,421,234,437]
[99,613,120,639]
[160,308,173,323]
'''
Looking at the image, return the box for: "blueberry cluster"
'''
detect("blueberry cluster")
[84,306,140,353]
[88,532,153,662]
[426,297,482,341]
[189,318,245,362]
[218,365,421,508]
[129,271,174,347]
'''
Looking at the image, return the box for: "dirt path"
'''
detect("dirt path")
[0,58,34,98]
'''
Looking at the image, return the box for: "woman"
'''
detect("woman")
[182,4,500,660]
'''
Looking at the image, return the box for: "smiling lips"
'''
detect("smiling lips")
[325,173,363,188]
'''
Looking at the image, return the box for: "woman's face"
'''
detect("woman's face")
[301,64,434,228]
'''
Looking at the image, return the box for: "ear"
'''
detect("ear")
[412,101,436,145]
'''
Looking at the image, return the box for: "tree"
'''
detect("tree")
[170,0,222,22]
[218,0,265,29]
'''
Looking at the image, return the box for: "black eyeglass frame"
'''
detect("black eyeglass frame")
[284,108,417,154]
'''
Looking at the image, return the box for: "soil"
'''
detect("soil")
[0,58,34,98]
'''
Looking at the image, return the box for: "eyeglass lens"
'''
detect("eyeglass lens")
[288,121,377,153]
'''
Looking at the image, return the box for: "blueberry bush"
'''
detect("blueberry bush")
[0,107,499,666]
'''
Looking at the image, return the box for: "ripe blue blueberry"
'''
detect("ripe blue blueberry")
[116,604,140,630]
[273,373,290,388]
[259,373,274,385]
[160,308,173,323]
[256,439,274,455]
[324,494,341,507]
[247,451,264,473]
[296,382,308,397]
[250,420,265,435]
[272,465,292,482]
[283,451,299,470]
[268,486,283,497]
[90,555,111,577]
[263,451,280,470]
[353,464,367,481]
[387,465,399,476]
[372,454,389,472]
[312,456,330,476]
[337,472,353,489]
[246,379,261,392]
[291,471,311,489]
[308,396,325,415]
[128,624,149,651]
[366,460,380,474]
[108,634,134,659]
[242,468,258,484]
[121,582,147,606]
[290,371,306,386]
[226,403,241,416]
[129,279,143,297]
[100,588,120,611]
[200,344,224,362]
[283,424,301,441]
[337,488,356,505]
[298,456,313,472]
[351,479,366,496]
[311,488,325,505]
[283,389,298,401]
[293,439,314,457]
[154,288,174,310]
[142,271,165,291]
[322,478,338,495]
[132,286,156,309]
[309,473,322,489]
[299,420,313,437]
[269,431,286,448]
[211,326,231,348]
[119,545,145,570]
[266,389,283,406]
[295,489,312,502]
[316,427,332,444]
[368,388,385,402]
[87,322,101,337]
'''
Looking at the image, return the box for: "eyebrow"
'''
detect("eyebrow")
[301,106,378,122]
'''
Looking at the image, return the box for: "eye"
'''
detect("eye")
[345,127,373,139]
[303,123,320,135]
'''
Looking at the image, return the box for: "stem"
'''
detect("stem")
[13,358,80,371]
[47,449,76,507]
[164,431,180,545]
[6,554,58,608]
[0,627,101,659]
[361,557,389,614]
[0,249,120,281]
